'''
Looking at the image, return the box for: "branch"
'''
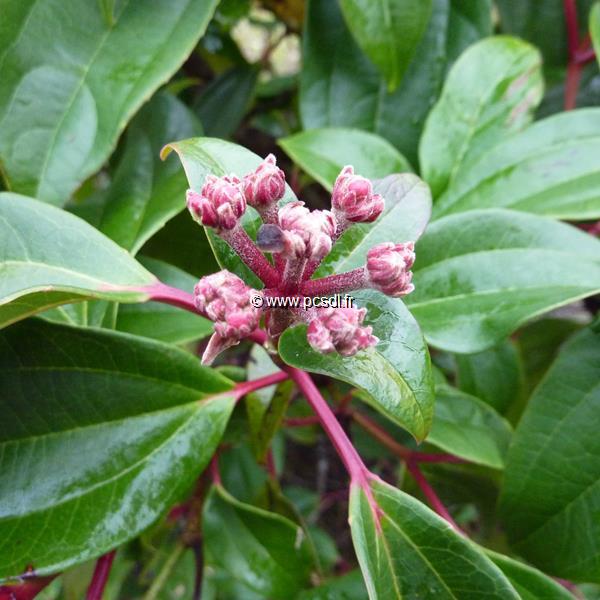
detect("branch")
[0,576,57,600]
[300,268,367,297]
[406,460,462,533]
[233,371,289,400]
[86,550,116,600]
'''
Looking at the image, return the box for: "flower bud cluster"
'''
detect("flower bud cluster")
[187,156,416,360]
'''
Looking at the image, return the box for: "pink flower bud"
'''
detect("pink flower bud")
[307,307,378,357]
[194,271,261,364]
[186,174,246,231]
[243,154,286,208]
[366,242,415,297]
[331,166,384,223]
[278,201,336,261]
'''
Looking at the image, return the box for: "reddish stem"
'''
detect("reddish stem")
[221,226,280,288]
[86,550,116,600]
[351,410,464,464]
[233,371,288,400]
[564,0,580,59]
[284,367,369,486]
[0,576,56,600]
[301,268,367,297]
[406,460,462,533]
[563,0,582,110]
[265,448,277,479]
[575,47,596,64]
[565,62,582,110]
[209,454,222,486]
[285,415,322,427]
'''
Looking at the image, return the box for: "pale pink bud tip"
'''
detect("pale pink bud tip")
[194,271,261,361]
[331,165,384,223]
[243,154,286,208]
[307,307,378,357]
[278,201,337,261]
[186,173,246,231]
[366,242,415,297]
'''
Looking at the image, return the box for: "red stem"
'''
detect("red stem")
[300,268,367,297]
[221,226,280,288]
[575,47,596,64]
[284,367,370,486]
[0,576,56,600]
[563,0,582,110]
[233,371,288,399]
[565,62,582,110]
[209,454,222,486]
[564,0,579,60]
[86,550,116,600]
[406,460,462,533]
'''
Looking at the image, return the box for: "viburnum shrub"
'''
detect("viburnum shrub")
[1,1,600,599]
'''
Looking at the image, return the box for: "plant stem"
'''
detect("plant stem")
[301,268,367,297]
[0,575,57,600]
[86,550,116,600]
[233,371,288,400]
[351,410,464,464]
[563,0,582,110]
[406,460,462,533]
[284,367,369,486]
[221,226,280,287]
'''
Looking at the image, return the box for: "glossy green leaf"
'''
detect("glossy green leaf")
[350,478,519,599]
[427,385,513,469]
[97,92,203,254]
[0,193,156,329]
[279,290,434,441]
[486,551,573,600]
[316,174,431,278]
[500,328,600,582]
[420,36,543,198]
[194,66,259,138]
[456,339,523,414]
[0,0,218,206]
[162,137,298,287]
[300,0,453,166]
[338,0,432,90]
[116,257,212,344]
[0,320,235,578]
[203,485,314,598]
[406,209,600,352]
[434,108,600,220]
[279,128,412,191]
[592,2,600,67]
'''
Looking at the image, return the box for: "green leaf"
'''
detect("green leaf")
[420,36,543,198]
[316,174,431,278]
[300,0,456,166]
[338,0,432,91]
[406,209,600,352]
[116,257,212,345]
[279,290,434,441]
[296,570,367,599]
[0,193,156,329]
[486,551,573,600]
[0,320,235,578]
[500,328,600,582]
[162,138,298,287]
[434,108,600,220]
[446,1,492,63]
[97,92,203,254]
[455,339,523,414]
[279,128,412,191]
[592,2,600,68]
[194,66,259,138]
[427,385,513,469]
[203,485,314,598]
[0,0,219,206]
[350,478,519,599]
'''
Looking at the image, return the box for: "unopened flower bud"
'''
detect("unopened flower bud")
[187,174,245,231]
[194,270,261,363]
[307,307,378,357]
[331,166,384,223]
[278,201,336,261]
[243,154,286,208]
[366,242,415,297]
